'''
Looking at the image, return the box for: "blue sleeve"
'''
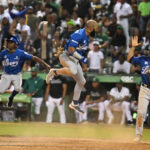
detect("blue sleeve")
[22,51,33,60]
[131,56,141,65]
[68,33,81,48]
[0,51,5,61]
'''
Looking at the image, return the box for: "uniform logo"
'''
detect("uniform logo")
[141,66,150,74]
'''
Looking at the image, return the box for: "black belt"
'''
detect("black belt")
[142,84,150,89]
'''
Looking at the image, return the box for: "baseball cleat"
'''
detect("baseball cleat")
[69,102,84,114]
[46,69,55,84]
[133,134,142,143]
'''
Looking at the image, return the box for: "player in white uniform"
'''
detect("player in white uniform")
[0,35,50,107]
[46,20,98,114]
[104,80,133,124]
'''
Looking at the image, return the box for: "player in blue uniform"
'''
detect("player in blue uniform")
[46,20,98,114]
[0,35,50,107]
[127,36,150,142]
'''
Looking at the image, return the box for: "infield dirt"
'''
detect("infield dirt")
[0,137,149,150]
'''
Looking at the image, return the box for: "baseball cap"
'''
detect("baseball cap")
[117,25,123,30]
[92,77,99,82]
[31,67,39,72]
[8,35,20,45]
[93,41,99,45]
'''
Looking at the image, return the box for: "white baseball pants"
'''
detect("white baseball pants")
[32,97,43,115]
[46,96,66,124]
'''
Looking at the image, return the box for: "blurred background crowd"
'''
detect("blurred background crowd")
[0,0,150,125]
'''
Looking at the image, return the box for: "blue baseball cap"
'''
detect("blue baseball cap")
[8,35,20,45]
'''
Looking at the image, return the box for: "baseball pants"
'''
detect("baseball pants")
[0,73,22,93]
[136,85,150,136]
[46,95,66,124]
[32,97,43,115]
[59,51,86,101]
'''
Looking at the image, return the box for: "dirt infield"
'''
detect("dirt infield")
[0,137,149,150]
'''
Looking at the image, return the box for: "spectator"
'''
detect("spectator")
[22,67,44,121]
[138,0,150,36]
[81,78,107,123]
[16,17,31,37]
[114,0,133,50]
[94,23,109,53]
[110,24,126,62]
[45,75,67,124]
[88,40,104,73]
[104,80,133,125]
[26,6,38,41]
[113,54,131,74]
[37,13,55,63]
[72,11,83,28]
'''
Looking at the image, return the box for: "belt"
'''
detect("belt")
[142,84,150,89]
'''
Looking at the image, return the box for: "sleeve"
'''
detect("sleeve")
[113,61,117,74]
[0,51,4,61]
[131,56,141,65]
[87,51,91,59]
[22,51,33,60]
[110,88,115,97]
[67,33,81,48]
[127,5,133,15]
[138,3,142,12]
[113,3,118,13]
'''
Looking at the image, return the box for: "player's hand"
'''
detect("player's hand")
[131,36,140,47]
[59,99,64,105]
[81,57,89,64]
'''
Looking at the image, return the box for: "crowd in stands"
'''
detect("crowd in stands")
[0,0,150,124]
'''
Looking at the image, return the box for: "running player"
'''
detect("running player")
[0,35,50,107]
[46,20,98,114]
[127,36,150,142]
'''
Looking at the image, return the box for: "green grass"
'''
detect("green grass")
[0,122,150,142]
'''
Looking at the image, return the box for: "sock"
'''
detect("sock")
[9,90,19,101]
[73,100,79,105]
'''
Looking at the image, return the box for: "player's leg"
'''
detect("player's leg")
[46,52,77,83]
[98,102,105,122]
[0,74,11,94]
[32,97,43,121]
[104,100,114,124]
[56,97,66,124]
[8,73,22,107]
[135,86,150,142]
[69,63,86,114]
[122,101,133,124]
[46,96,55,123]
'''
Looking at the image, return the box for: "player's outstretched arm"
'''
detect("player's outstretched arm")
[32,56,50,70]
[127,36,139,62]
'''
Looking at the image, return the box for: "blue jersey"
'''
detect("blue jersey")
[65,28,89,56]
[0,49,33,74]
[132,56,150,85]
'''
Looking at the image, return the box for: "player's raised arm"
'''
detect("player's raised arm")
[127,36,139,62]
[32,56,50,70]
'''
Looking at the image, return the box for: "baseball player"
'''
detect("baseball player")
[46,20,98,114]
[127,36,150,142]
[0,35,50,107]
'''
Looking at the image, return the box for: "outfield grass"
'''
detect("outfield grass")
[0,122,150,142]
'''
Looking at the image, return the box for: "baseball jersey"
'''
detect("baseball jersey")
[0,49,33,74]
[87,85,106,101]
[131,56,150,86]
[65,28,89,56]
[49,76,66,99]
[23,76,44,98]
[110,86,130,101]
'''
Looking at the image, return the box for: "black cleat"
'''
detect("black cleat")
[69,102,84,114]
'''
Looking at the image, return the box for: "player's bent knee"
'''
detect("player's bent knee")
[79,79,86,86]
